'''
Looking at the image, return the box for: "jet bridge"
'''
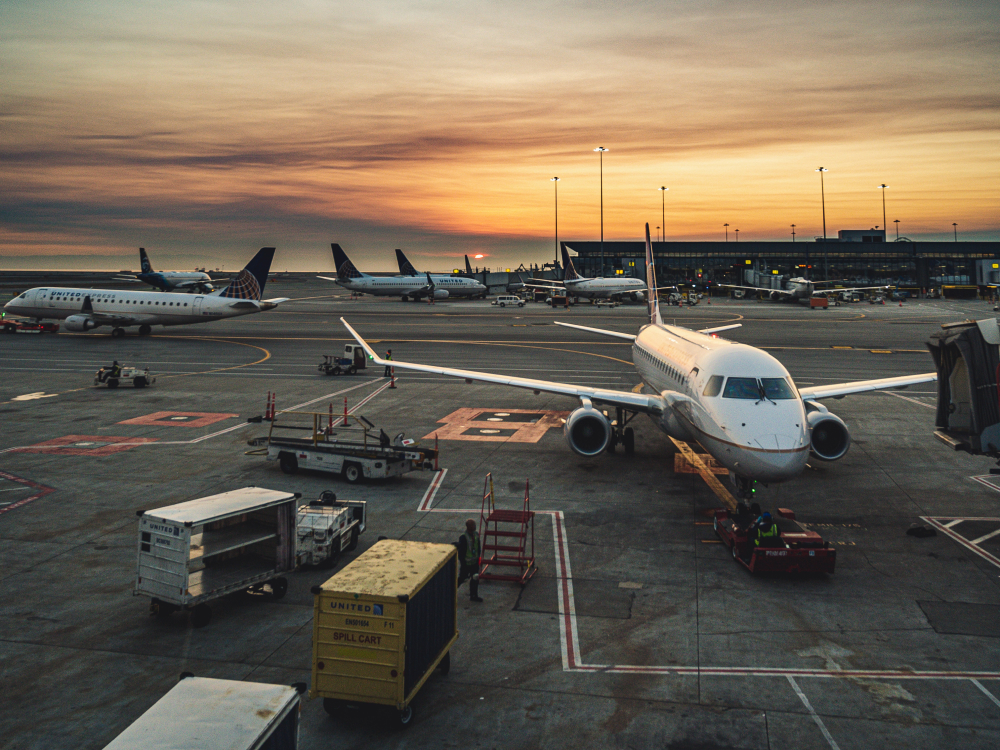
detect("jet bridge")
[927,318,1000,457]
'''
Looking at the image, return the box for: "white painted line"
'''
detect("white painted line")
[972,476,1000,494]
[418,469,448,511]
[922,517,1000,571]
[886,391,936,410]
[970,528,1000,546]
[787,676,842,750]
[944,519,965,528]
[972,679,1000,710]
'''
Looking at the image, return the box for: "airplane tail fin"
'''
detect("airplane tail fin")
[465,255,473,274]
[645,224,662,325]
[139,248,153,274]
[331,244,364,281]
[219,248,274,300]
[396,248,419,276]
[561,246,581,281]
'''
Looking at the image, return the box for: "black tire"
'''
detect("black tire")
[343,463,363,484]
[190,603,211,628]
[623,427,635,454]
[401,295,408,302]
[133,377,146,388]
[397,704,414,728]
[111,327,125,338]
[499,302,505,308]
[348,365,357,375]
[606,432,617,454]
[346,526,359,552]
[270,577,288,599]
[518,302,524,307]
[139,324,152,336]
[3,324,15,334]
[107,379,119,389]
[732,542,740,560]
[279,453,298,475]
[322,542,341,568]
[439,651,451,675]
[332,366,342,376]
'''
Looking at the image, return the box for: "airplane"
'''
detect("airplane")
[462,255,526,295]
[4,248,287,338]
[341,224,936,502]
[721,276,888,302]
[527,247,647,302]
[318,244,486,301]
[115,248,218,293]
[395,249,488,298]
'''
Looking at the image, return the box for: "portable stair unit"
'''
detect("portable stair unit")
[478,474,537,585]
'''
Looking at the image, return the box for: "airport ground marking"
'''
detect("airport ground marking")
[971,475,1000,494]
[921,516,1000,571]
[971,679,1000,710]
[117,411,238,428]
[787,676,843,750]
[426,408,569,443]
[418,469,449,511]
[0,471,55,516]
[670,437,738,511]
[8,435,158,456]
[885,392,936,410]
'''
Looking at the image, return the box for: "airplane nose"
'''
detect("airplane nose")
[753,433,798,451]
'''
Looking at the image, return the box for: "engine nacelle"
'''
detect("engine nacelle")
[630,291,646,303]
[432,289,449,300]
[807,406,851,461]
[769,290,783,301]
[564,406,611,457]
[63,315,99,332]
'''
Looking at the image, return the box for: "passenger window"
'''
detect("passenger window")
[701,375,722,396]
[722,377,760,399]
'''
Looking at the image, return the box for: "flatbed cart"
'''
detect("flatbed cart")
[246,410,437,484]
[134,487,299,627]
[713,507,836,574]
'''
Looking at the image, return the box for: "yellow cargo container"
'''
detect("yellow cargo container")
[310,539,458,727]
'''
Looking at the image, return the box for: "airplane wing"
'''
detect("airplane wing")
[317,276,340,282]
[813,285,889,296]
[554,321,636,341]
[341,318,662,414]
[717,283,793,297]
[798,372,937,401]
[173,279,215,290]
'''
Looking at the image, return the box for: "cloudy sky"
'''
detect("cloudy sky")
[2,0,997,271]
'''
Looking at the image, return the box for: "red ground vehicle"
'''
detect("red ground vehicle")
[713,507,836,574]
[2,320,59,334]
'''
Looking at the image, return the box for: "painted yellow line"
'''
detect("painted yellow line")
[870,350,893,354]
[669,437,738,511]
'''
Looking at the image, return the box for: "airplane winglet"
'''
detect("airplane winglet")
[341,318,387,365]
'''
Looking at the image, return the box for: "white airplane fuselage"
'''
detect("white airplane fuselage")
[567,277,646,300]
[631,323,810,482]
[337,276,485,298]
[4,287,274,327]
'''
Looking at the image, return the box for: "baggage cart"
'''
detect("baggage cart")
[713,507,836,574]
[311,539,458,727]
[103,675,304,750]
[135,487,299,627]
[296,491,367,568]
[247,411,437,483]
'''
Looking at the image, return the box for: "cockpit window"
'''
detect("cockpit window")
[722,377,760,399]
[760,378,796,400]
[702,375,724,397]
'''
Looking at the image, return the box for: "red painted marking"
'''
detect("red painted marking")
[0,471,55,516]
[117,412,238,428]
[11,435,158,456]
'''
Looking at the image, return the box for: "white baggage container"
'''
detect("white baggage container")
[135,487,299,627]
[103,675,303,750]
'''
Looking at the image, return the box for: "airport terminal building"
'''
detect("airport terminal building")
[563,230,1000,291]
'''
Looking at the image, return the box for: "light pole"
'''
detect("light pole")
[953,222,958,242]
[594,147,608,276]
[724,223,729,242]
[816,167,829,279]
[894,219,900,240]
[877,184,889,239]
[658,186,668,248]
[735,228,739,243]
[791,224,796,242]
[550,177,560,268]
[656,226,660,243]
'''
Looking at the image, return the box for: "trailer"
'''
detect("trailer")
[296,491,367,568]
[2,320,59,334]
[247,411,437,484]
[311,539,458,727]
[713,507,836,574]
[318,344,368,376]
[103,675,304,750]
[135,487,299,627]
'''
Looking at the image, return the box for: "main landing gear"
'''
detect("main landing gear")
[606,406,636,455]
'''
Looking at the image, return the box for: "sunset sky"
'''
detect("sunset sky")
[2,1,998,271]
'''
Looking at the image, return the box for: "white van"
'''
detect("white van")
[491,295,524,308]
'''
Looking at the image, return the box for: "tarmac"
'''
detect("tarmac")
[2,281,1000,749]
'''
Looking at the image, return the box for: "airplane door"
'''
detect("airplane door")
[193,296,204,316]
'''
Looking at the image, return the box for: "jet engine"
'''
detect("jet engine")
[432,289,449,300]
[806,405,851,461]
[769,290,783,301]
[63,315,99,332]
[564,405,611,457]
[630,291,646,303]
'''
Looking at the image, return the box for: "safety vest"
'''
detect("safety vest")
[463,531,480,565]
[754,523,779,546]
[385,352,392,361]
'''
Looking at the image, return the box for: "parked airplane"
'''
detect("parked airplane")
[721,276,887,302]
[395,249,487,298]
[342,225,935,500]
[528,247,646,302]
[4,248,286,338]
[115,248,217,292]
[319,244,486,301]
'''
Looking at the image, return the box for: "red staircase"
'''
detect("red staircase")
[478,474,537,585]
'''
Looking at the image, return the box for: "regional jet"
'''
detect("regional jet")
[4,248,287,338]
[319,244,486,301]
[115,248,217,293]
[721,276,888,302]
[395,249,487,298]
[342,225,935,500]
[528,247,647,302]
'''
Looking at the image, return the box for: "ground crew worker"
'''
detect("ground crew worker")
[101,360,121,383]
[456,519,483,602]
[752,512,781,548]
[383,349,392,377]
